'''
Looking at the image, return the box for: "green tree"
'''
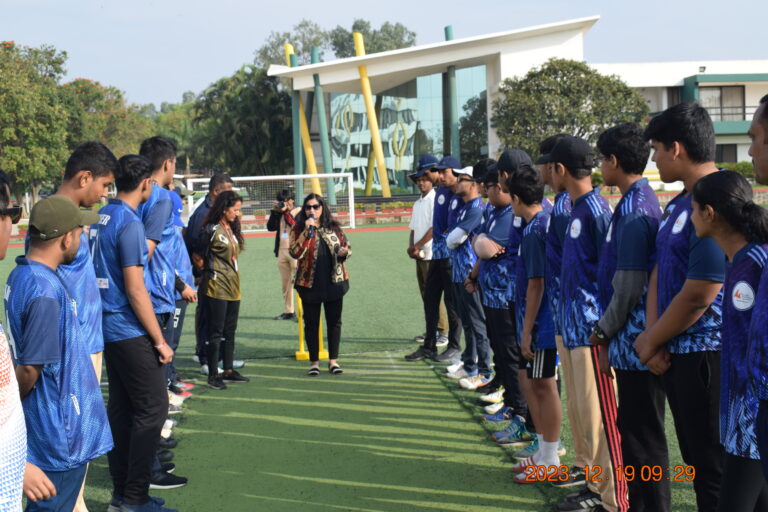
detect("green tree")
[0,41,69,205]
[459,91,488,164]
[193,66,292,175]
[491,58,649,158]
[329,19,416,57]
[254,19,329,68]
[156,101,196,171]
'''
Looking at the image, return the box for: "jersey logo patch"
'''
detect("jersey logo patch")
[732,281,755,311]
[438,194,445,205]
[451,198,458,210]
[605,222,613,242]
[97,278,109,289]
[569,218,582,239]
[672,210,688,234]
[513,216,522,228]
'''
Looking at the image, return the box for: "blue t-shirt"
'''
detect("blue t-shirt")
[478,205,514,309]
[597,179,661,370]
[559,188,612,349]
[90,198,149,342]
[721,243,767,458]
[5,258,112,471]
[431,186,454,260]
[546,191,572,334]
[449,196,483,283]
[504,215,526,304]
[138,185,176,314]
[655,192,724,353]
[515,211,556,350]
[172,228,195,301]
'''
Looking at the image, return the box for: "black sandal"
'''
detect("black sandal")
[328,364,343,375]
[307,366,320,377]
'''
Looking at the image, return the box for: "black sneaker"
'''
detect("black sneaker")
[404,346,436,361]
[156,449,174,463]
[161,462,175,474]
[434,347,461,362]
[275,312,295,320]
[551,465,587,488]
[149,471,188,490]
[222,370,250,383]
[476,381,500,394]
[207,377,227,390]
[157,437,178,450]
[555,488,602,511]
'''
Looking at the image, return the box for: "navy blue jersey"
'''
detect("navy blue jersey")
[431,186,454,260]
[656,192,724,353]
[515,211,556,350]
[450,196,483,283]
[559,188,612,349]
[5,258,112,470]
[90,199,149,342]
[597,179,661,370]
[545,191,572,334]
[138,185,176,314]
[478,205,513,308]
[749,259,768,401]
[721,243,767,458]
[504,215,526,304]
[185,195,211,255]
[172,227,195,301]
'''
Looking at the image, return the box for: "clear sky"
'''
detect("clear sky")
[2,0,763,107]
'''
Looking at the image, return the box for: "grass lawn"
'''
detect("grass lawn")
[2,229,698,511]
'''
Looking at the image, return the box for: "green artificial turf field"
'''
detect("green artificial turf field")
[1,229,698,511]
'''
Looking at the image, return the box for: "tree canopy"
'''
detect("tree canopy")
[491,58,650,158]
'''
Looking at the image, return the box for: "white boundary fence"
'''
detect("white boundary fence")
[184,173,356,232]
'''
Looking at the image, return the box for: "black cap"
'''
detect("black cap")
[472,158,497,183]
[497,149,532,173]
[548,135,594,171]
[434,155,461,171]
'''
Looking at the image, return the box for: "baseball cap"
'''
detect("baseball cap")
[170,188,186,228]
[548,135,595,170]
[472,158,497,183]
[497,149,532,173]
[29,195,100,240]
[434,155,461,171]
[452,166,474,180]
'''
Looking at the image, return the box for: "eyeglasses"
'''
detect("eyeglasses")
[458,177,474,183]
[305,204,322,210]
[0,206,22,224]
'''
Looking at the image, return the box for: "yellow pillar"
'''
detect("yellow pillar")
[353,32,391,198]
[284,45,322,195]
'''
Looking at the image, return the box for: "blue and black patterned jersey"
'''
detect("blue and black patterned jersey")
[597,179,661,370]
[90,199,149,342]
[504,215,526,304]
[546,191,572,334]
[138,185,176,314]
[6,258,112,471]
[449,196,483,283]
[515,211,556,350]
[655,192,724,353]
[559,188,612,349]
[431,186,455,260]
[749,256,768,401]
[478,205,513,309]
[721,243,767,458]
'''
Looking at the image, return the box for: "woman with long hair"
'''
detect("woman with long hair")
[690,170,768,511]
[200,190,249,390]
[289,193,351,376]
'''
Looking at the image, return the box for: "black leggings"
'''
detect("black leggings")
[205,297,240,375]
[718,453,768,512]
[303,298,343,362]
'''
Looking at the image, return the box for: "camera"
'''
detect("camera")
[277,201,285,209]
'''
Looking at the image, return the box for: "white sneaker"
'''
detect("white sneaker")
[168,391,186,407]
[445,368,469,380]
[484,401,505,415]
[164,419,178,430]
[436,334,449,347]
[192,355,200,363]
[161,427,173,439]
[481,388,505,404]
[459,374,490,390]
[446,361,464,374]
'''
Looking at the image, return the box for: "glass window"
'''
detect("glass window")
[700,86,745,121]
[716,144,737,163]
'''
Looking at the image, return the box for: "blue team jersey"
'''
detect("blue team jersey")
[515,211,556,350]
[90,198,149,342]
[749,259,768,401]
[655,192,724,353]
[5,258,112,471]
[431,186,454,260]
[597,179,661,370]
[138,185,176,314]
[449,196,483,283]
[559,188,612,349]
[721,243,767,458]
[546,191,572,334]
[172,228,195,301]
[504,215,526,304]
[478,205,513,309]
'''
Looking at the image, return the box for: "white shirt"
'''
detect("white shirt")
[409,188,435,261]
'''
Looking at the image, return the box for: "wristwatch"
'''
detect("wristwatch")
[592,324,608,344]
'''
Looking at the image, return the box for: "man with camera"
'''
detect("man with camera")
[268,189,301,320]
